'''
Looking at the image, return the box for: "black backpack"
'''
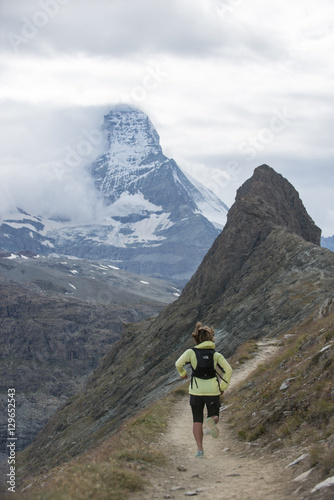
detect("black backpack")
[192,348,216,379]
[190,348,226,389]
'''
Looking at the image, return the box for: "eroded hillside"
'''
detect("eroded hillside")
[0,257,178,462]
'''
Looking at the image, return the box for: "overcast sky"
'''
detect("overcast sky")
[0,0,333,236]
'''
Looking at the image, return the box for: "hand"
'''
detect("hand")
[220,390,224,396]
[181,374,188,379]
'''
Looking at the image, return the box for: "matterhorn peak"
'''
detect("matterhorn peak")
[91,107,228,224]
[103,106,161,151]
[92,107,165,202]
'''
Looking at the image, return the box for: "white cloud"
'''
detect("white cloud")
[0,0,333,235]
[1,0,225,57]
[0,158,105,222]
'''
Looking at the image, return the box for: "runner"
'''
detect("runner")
[175,322,232,458]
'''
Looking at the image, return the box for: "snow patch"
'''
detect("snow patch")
[7,253,18,259]
[106,191,162,217]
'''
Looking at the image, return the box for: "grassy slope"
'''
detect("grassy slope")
[227,308,334,480]
[2,389,186,500]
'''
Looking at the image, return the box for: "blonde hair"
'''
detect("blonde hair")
[192,322,215,345]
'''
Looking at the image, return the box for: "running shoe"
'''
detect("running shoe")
[195,450,204,458]
[206,417,219,438]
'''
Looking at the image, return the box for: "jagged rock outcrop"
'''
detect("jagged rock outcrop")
[19,165,334,478]
[173,164,321,329]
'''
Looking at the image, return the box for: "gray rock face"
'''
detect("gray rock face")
[20,165,334,478]
[234,165,321,244]
[177,164,322,324]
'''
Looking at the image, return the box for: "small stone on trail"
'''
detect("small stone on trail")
[227,473,241,477]
[184,492,197,496]
[177,465,187,472]
[190,473,200,478]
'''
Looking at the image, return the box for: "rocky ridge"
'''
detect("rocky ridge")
[18,165,334,480]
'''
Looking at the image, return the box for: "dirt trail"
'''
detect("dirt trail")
[131,339,299,500]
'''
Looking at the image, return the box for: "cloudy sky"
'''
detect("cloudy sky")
[0,0,333,236]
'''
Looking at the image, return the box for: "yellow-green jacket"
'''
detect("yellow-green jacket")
[175,341,232,396]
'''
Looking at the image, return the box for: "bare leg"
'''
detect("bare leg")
[193,422,203,451]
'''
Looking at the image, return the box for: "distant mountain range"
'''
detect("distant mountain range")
[0,106,229,284]
[322,235,334,251]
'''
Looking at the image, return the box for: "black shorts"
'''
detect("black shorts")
[190,394,221,423]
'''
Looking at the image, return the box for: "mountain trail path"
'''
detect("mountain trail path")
[130,339,301,500]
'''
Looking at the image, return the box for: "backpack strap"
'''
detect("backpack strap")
[190,349,197,390]
[215,360,228,387]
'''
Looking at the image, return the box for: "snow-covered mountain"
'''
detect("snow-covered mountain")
[91,107,227,227]
[0,107,229,284]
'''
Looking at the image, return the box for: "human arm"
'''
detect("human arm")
[175,349,192,379]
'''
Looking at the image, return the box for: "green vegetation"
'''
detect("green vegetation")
[13,391,182,500]
[23,462,145,500]
[229,339,259,367]
[225,309,334,480]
